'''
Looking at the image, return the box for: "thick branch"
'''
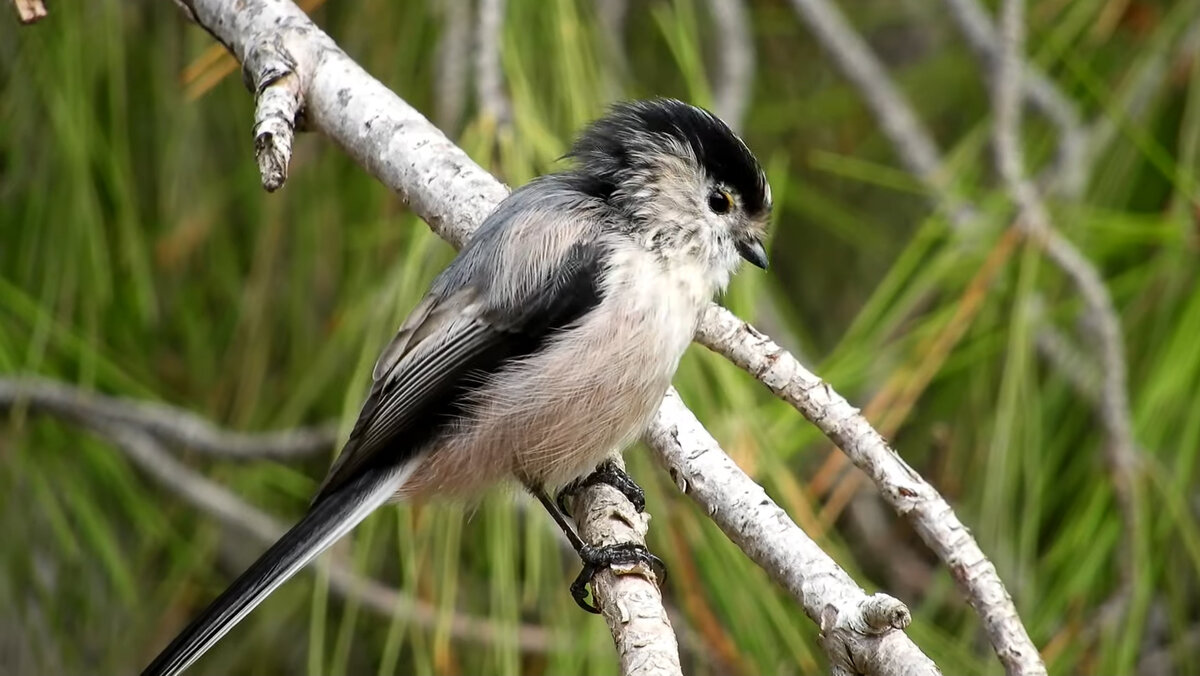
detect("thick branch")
[647,390,938,676]
[570,457,682,676]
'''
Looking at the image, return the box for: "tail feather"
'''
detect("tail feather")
[141,461,415,676]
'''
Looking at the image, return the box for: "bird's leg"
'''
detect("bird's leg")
[527,483,665,614]
[555,459,646,514]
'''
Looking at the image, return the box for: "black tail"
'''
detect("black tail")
[141,462,413,676]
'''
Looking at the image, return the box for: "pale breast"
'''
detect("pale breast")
[400,242,709,499]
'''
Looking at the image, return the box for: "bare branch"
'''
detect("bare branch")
[244,35,312,191]
[571,456,683,676]
[12,0,47,24]
[993,0,1141,647]
[693,307,1045,675]
[0,394,554,652]
[941,0,1087,197]
[1033,322,1103,401]
[593,0,630,79]
[703,0,754,132]
[648,390,938,676]
[434,0,471,133]
[0,376,334,460]
[474,0,511,129]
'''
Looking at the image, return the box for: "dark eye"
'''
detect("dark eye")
[708,189,733,214]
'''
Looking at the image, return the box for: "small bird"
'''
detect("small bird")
[142,98,771,676]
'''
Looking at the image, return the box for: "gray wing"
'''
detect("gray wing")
[141,178,613,676]
[314,179,610,501]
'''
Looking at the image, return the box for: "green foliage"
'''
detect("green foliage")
[2,0,1199,673]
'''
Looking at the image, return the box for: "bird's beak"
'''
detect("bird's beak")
[736,238,769,270]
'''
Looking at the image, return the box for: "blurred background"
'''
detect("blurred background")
[2,0,1198,673]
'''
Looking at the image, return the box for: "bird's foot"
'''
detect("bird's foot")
[556,460,646,514]
[569,543,666,613]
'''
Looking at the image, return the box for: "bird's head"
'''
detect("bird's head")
[567,99,772,289]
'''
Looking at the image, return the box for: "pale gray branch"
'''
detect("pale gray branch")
[993,0,1140,650]
[0,390,554,652]
[704,0,754,132]
[693,306,1045,676]
[0,376,335,460]
[474,0,511,128]
[242,31,317,191]
[648,390,938,676]
[941,0,1087,197]
[570,456,682,676]
[1034,322,1103,401]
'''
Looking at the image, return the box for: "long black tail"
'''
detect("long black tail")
[141,462,414,676]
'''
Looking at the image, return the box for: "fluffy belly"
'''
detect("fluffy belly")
[399,295,698,499]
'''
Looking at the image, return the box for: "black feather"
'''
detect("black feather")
[140,464,406,676]
[567,98,769,217]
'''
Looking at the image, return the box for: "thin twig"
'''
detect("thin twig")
[0,377,335,460]
[941,0,1087,197]
[993,0,1141,641]
[434,0,471,133]
[694,307,1045,676]
[1029,298,1103,400]
[0,396,554,652]
[704,0,754,132]
[474,0,511,129]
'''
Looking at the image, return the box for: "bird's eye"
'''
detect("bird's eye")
[708,189,733,215]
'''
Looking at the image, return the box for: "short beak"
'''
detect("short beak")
[736,238,769,270]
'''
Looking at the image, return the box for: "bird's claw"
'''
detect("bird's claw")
[556,460,646,514]
[570,542,667,613]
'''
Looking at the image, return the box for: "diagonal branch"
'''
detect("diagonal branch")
[0,382,554,652]
[0,376,335,460]
[941,0,1087,197]
[647,390,938,676]
[694,307,1044,676]
[992,0,1141,630]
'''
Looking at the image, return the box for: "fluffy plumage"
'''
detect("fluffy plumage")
[142,99,770,676]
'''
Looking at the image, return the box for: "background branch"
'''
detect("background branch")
[992,0,1142,633]
[0,377,335,461]
[704,0,754,132]
[474,0,511,129]
[0,381,554,652]
[941,0,1087,196]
